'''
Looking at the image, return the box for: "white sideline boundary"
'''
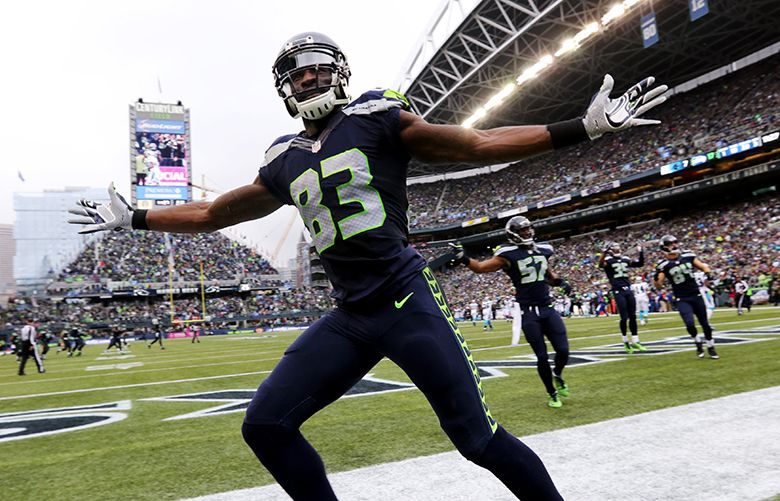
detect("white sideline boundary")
[181,386,780,501]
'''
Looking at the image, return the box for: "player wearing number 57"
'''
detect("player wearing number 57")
[67,32,667,500]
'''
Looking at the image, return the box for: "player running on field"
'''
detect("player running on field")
[654,235,719,359]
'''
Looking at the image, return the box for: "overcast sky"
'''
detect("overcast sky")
[0,0,455,265]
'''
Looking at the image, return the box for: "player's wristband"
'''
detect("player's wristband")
[131,209,149,230]
[547,118,590,149]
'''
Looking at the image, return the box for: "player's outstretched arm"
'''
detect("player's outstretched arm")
[68,177,282,234]
[653,271,666,289]
[398,74,666,165]
[448,243,508,273]
[630,245,645,267]
[692,258,711,274]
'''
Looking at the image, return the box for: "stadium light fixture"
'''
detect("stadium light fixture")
[555,22,600,57]
[484,83,517,111]
[601,4,626,26]
[459,1,645,128]
[462,108,487,128]
[575,22,600,43]
[516,55,554,85]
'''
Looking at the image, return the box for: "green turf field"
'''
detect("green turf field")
[1,308,779,501]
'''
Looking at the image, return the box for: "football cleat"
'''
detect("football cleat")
[553,375,570,397]
[695,342,705,358]
[707,346,719,359]
[547,392,563,408]
[631,342,647,352]
[624,342,634,354]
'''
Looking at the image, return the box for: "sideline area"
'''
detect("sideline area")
[183,386,780,501]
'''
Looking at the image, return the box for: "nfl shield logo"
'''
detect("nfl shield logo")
[312,140,321,153]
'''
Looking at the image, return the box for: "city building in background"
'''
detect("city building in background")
[13,188,108,290]
[129,100,192,209]
[0,224,14,304]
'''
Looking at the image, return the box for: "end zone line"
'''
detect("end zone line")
[0,370,271,401]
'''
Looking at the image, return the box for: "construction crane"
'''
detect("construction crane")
[190,174,301,265]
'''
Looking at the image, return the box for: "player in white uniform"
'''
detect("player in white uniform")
[694,271,716,320]
[482,297,494,330]
[631,277,651,325]
[469,300,479,326]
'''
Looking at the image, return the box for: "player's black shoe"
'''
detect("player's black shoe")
[695,342,705,358]
[707,346,719,359]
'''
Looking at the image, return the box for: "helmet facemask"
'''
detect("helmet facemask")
[273,34,351,121]
[506,216,535,247]
[660,235,679,254]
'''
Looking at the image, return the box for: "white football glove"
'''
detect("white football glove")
[583,74,668,140]
[67,182,133,234]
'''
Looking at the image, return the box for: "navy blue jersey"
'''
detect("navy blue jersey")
[656,250,700,298]
[494,243,554,306]
[258,89,425,304]
[601,252,644,290]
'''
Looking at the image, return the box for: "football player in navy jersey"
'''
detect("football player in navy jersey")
[654,235,719,359]
[68,32,667,501]
[598,241,647,353]
[452,216,572,409]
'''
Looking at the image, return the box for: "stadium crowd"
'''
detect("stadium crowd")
[1,288,334,336]
[58,231,276,283]
[408,56,779,228]
[423,194,780,316]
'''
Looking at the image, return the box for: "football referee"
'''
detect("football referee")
[18,318,45,376]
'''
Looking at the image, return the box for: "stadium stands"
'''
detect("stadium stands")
[422,194,780,315]
[408,57,779,229]
[59,231,276,282]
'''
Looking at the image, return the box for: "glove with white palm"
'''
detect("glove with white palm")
[67,182,136,234]
[583,74,668,140]
[448,243,470,266]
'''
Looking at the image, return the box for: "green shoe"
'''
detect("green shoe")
[631,342,647,352]
[553,375,570,397]
[547,392,563,408]
[623,342,634,354]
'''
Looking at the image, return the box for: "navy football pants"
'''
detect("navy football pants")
[614,288,638,337]
[675,295,713,340]
[243,268,561,500]
[520,306,569,395]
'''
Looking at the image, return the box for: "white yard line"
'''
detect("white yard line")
[181,386,780,501]
[0,370,271,401]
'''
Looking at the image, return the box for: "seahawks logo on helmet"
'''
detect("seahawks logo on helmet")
[272,32,351,121]
[660,234,679,253]
[506,216,534,246]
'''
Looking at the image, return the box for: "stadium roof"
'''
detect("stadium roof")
[400,0,780,176]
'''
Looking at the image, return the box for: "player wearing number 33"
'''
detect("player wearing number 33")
[598,241,647,354]
[67,31,668,500]
[451,216,573,410]
[654,235,719,360]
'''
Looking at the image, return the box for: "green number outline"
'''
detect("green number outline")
[320,148,387,240]
[611,261,629,278]
[290,168,337,253]
[518,255,548,284]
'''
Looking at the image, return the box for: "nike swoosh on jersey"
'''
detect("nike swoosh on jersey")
[394,292,414,309]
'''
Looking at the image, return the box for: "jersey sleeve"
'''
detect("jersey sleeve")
[343,89,413,161]
[257,135,297,205]
[536,243,554,258]
[493,244,516,257]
